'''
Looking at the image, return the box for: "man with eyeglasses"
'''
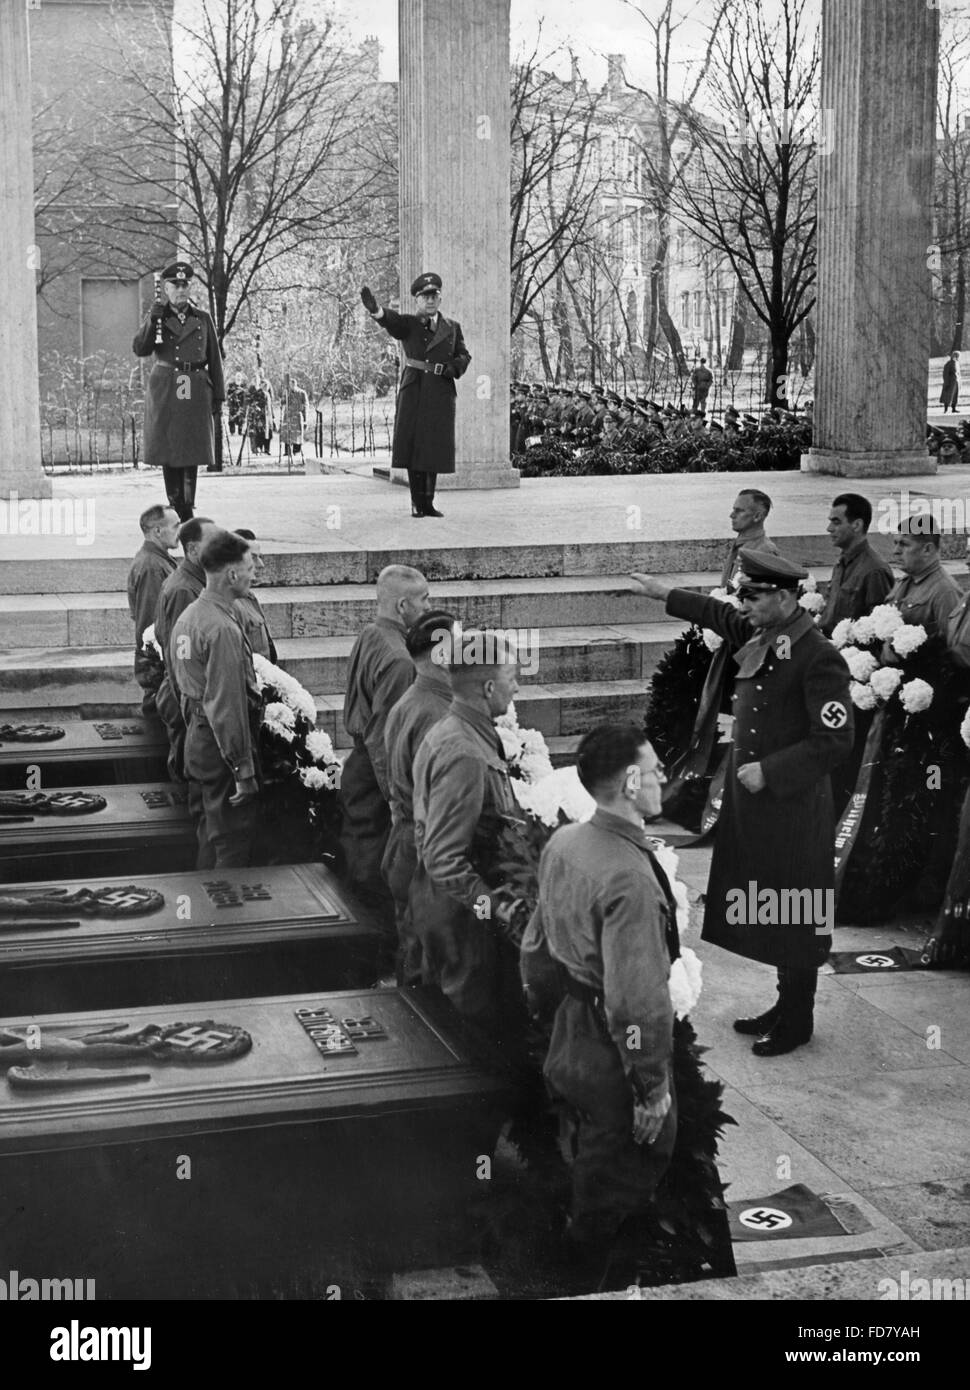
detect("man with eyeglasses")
[520,722,678,1290]
[360,273,471,518]
[630,551,854,1058]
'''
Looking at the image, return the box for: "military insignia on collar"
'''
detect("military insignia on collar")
[0,724,66,743]
[820,701,848,729]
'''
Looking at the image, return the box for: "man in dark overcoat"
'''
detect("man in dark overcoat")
[360,273,471,517]
[631,550,854,1056]
[133,262,226,521]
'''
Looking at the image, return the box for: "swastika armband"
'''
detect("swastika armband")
[819,700,848,730]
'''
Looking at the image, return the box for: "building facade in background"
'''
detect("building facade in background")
[31,0,178,388]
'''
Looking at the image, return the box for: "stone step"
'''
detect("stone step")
[0,532,914,595]
[5,561,967,654]
[0,572,726,651]
[0,627,677,707]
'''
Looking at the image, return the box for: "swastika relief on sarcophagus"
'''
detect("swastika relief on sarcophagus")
[202,880,273,908]
[0,885,164,920]
[0,791,107,817]
[0,1019,253,1089]
[295,1004,387,1057]
[93,722,145,741]
[0,724,66,744]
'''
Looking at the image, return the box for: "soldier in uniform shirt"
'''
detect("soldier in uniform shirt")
[126,504,179,719]
[410,632,529,1035]
[720,490,779,588]
[339,565,430,939]
[233,529,277,662]
[520,723,676,1288]
[819,494,893,637]
[171,530,260,869]
[818,496,893,815]
[381,609,459,983]
[885,513,961,641]
[155,516,218,780]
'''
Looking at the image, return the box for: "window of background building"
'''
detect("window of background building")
[693,290,702,328]
[82,278,141,364]
[681,291,690,323]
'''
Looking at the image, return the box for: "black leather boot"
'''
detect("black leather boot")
[751,1021,813,1057]
[733,1003,781,1036]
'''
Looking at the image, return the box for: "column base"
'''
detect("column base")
[376,465,521,490]
[2,468,52,499]
[801,448,937,477]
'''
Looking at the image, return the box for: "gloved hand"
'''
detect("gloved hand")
[360,285,378,314]
[149,302,167,322]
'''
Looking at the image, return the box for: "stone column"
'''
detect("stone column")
[397,0,519,489]
[803,0,939,477]
[0,1,50,498]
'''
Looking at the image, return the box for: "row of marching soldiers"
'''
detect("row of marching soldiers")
[511,380,811,454]
[340,565,678,1290]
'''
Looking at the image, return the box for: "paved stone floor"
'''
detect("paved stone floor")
[9,460,970,561]
[674,838,970,1291]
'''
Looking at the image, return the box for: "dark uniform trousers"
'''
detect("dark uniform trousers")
[381,822,421,984]
[156,674,187,782]
[407,470,438,512]
[162,466,198,523]
[183,703,258,868]
[339,740,398,953]
[545,993,677,1246]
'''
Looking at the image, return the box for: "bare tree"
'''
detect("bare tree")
[934,22,970,354]
[674,0,820,406]
[510,41,609,341]
[96,0,381,350]
[621,0,730,375]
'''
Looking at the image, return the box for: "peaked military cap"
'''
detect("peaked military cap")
[736,549,808,592]
[411,271,442,295]
[161,261,193,284]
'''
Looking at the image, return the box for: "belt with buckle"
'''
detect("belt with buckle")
[156,361,209,373]
[403,357,446,376]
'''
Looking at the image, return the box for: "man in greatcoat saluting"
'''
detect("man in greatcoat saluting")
[133,261,226,521]
[631,551,854,1056]
[360,273,471,517]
